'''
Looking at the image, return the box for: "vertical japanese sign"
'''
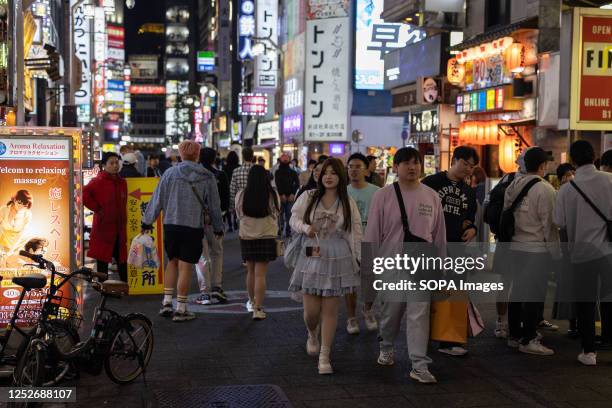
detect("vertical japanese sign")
[570,8,612,130]
[219,0,232,80]
[126,178,164,295]
[305,17,350,142]
[93,7,106,118]
[307,0,349,20]
[0,136,72,327]
[255,0,278,91]
[72,0,92,123]
[238,0,255,60]
[355,0,425,90]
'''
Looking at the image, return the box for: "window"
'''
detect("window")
[485,0,510,29]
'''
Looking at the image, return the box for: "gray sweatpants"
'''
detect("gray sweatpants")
[379,299,432,371]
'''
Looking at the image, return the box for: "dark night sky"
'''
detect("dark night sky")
[125,0,165,56]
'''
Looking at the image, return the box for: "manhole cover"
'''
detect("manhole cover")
[153,384,293,408]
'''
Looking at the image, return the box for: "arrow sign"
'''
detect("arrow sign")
[129,189,153,200]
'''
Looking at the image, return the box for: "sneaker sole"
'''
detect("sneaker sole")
[159,309,173,317]
[173,316,197,322]
[438,349,468,356]
[518,348,554,356]
[318,366,333,375]
[377,359,395,366]
[195,301,212,305]
[409,372,437,384]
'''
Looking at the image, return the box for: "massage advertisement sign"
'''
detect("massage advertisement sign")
[0,136,73,327]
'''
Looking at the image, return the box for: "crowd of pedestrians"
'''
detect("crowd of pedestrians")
[84,139,612,382]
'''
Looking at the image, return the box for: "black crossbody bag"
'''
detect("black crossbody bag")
[393,182,428,243]
[570,181,612,242]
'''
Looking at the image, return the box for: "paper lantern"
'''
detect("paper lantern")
[496,36,514,51]
[487,121,499,144]
[499,135,518,173]
[447,58,465,85]
[505,43,526,73]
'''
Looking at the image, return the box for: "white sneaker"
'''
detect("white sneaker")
[438,346,468,356]
[578,352,597,366]
[346,317,360,335]
[245,299,254,312]
[252,309,266,320]
[518,339,554,356]
[306,335,320,357]
[377,350,395,366]
[363,309,378,332]
[494,320,508,339]
[409,368,437,384]
[318,355,333,375]
[538,320,559,331]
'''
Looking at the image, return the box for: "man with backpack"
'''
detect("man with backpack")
[554,140,612,366]
[422,146,479,356]
[195,147,230,305]
[502,147,558,355]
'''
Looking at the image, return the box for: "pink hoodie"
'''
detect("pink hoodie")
[364,183,447,248]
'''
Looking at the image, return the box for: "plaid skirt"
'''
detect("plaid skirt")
[240,238,278,262]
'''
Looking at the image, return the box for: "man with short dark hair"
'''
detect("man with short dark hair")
[365,147,446,384]
[275,154,300,237]
[504,147,558,356]
[365,155,385,187]
[147,154,162,177]
[345,153,380,334]
[554,140,612,366]
[230,147,256,212]
[422,145,479,356]
[195,147,230,305]
[601,149,612,173]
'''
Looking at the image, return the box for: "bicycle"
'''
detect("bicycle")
[14,252,154,387]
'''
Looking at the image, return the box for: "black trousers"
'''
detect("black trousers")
[509,302,543,344]
[572,256,612,353]
[96,237,127,282]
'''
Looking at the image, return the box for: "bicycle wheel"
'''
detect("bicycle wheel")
[104,313,154,384]
[42,319,80,385]
[10,339,46,408]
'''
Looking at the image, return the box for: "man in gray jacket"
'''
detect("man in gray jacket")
[143,140,224,322]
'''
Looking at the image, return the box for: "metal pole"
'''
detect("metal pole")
[12,0,25,125]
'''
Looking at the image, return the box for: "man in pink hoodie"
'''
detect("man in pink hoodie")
[364,147,446,384]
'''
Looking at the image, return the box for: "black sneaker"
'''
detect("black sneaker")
[212,287,228,304]
[172,311,196,322]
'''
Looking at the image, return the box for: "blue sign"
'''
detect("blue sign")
[0,142,6,156]
[237,0,254,60]
[107,80,125,92]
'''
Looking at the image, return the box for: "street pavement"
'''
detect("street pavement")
[21,233,612,407]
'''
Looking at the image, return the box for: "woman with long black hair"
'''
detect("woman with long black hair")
[235,165,280,320]
[224,151,240,231]
[289,158,362,374]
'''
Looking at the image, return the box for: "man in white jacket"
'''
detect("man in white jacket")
[503,147,558,356]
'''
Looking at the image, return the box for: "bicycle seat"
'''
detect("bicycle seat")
[12,274,47,290]
[94,280,129,297]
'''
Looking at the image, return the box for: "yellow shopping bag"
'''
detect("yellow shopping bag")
[430,300,469,344]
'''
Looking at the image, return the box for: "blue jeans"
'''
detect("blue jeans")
[279,201,292,235]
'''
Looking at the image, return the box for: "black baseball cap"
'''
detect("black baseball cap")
[524,147,553,172]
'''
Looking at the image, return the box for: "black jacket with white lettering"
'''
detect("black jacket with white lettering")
[422,171,477,242]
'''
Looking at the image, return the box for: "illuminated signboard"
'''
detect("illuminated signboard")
[237,0,255,60]
[455,86,514,114]
[197,51,215,72]
[238,93,268,116]
[129,85,166,95]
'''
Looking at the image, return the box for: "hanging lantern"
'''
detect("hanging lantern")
[488,121,499,144]
[505,43,526,73]
[447,58,465,85]
[476,122,485,145]
[524,44,538,66]
[496,36,514,51]
[499,135,519,173]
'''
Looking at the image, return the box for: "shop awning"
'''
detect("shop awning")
[450,17,538,51]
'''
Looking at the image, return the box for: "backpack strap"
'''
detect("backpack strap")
[570,181,610,223]
[509,178,541,212]
[393,182,410,236]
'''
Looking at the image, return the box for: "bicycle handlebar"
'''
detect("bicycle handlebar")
[19,252,105,281]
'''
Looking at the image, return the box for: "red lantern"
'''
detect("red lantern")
[499,135,518,173]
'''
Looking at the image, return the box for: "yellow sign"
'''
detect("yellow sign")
[126,178,164,295]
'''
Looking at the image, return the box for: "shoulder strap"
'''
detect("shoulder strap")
[509,178,541,212]
[570,181,609,223]
[393,182,410,234]
[189,182,207,209]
